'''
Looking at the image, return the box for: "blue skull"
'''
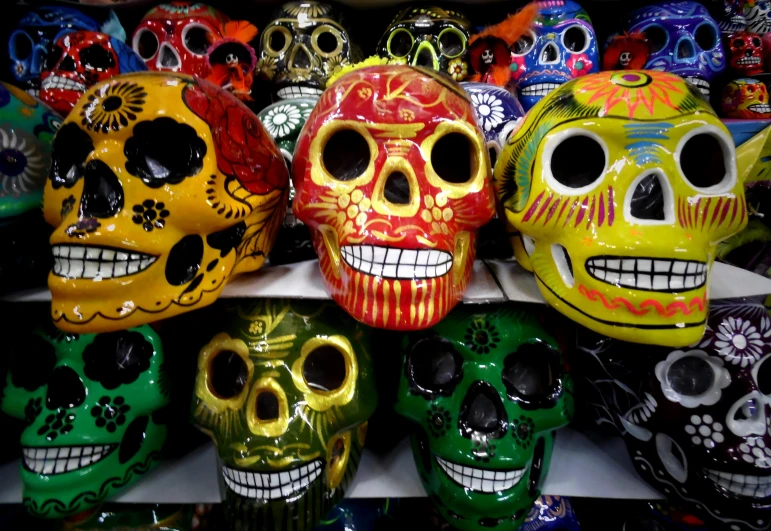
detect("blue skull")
[9,6,100,95]
[626,2,727,98]
[509,0,600,112]
[462,82,525,167]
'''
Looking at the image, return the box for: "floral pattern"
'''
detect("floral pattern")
[511,415,535,448]
[427,404,451,437]
[132,199,169,232]
[284,2,331,17]
[0,129,47,197]
[447,58,468,81]
[705,316,771,367]
[263,104,302,139]
[24,397,42,426]
[258,57,278,80]
[465,318,501,354]
[566,54,594,79]
[470,92,506,133]
[91,395,130,433]
[80,81,146,134]
[37,408,75,441]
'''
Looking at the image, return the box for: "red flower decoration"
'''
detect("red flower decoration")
[509,55,527,82]
[183,78,287,196]
[567,54,594,79]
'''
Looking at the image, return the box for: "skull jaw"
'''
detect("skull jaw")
[40,86,83,117]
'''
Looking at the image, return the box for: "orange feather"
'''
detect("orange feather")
[470,3,539,46]
[222,20,259,44]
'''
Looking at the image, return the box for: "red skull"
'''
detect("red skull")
[728,31,764,76]
[293,65,495,331]
[131,1,228,77]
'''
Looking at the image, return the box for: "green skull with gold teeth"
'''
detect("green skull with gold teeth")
[191,299,377,531]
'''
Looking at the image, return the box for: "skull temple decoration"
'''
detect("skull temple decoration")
[191,299,377,531]
[728,30,765,76]
[377,6,471,82]
[509,0,600,112]
[293,65,495,331]
[40,31,148,117]
[722,78,771,119]
[1,320,169,518]
[259,1,358,100]
[42,73,289,333]
[396,304,573,531]
[494,71,749,348]
[746,0,771,34]
[132,2,229,78]
[624,1,727,98]
[574,297,771,531]
[9,6,100,96]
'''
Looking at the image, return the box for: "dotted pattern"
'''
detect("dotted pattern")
[684,414,724,449]
[132,199,169,232]
[37,408,75,441]
[91,396,130,433]
[739,438,771,468]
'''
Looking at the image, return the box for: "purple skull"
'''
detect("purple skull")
[715,0,749,33]
[575,297,771,531]
[461,82,524,167]
[626,2,727,98]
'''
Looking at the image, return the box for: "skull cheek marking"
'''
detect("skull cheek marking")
[165,235,204,286]
[118,416,149,464]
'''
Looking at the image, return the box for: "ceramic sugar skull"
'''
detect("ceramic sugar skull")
[395,304,573,531]
[522,496,580,531]
[494,71,750,348]
[259,1,357,100]
[722,78,771,118]
[709,0,748,33]
[728,31,765,75]
[42,73,289,333]
[40,31,148,117]
[624,2,726,97]
[746,0,771,34]
[574,297,771,531]
[191,299,377,531]
[461,83,525,168]
[132,2,228,77]
[377,6,471,81]
[9,6,100,96]
[1,322,169,518]
[293,65,495,331]
[509,0,600,112]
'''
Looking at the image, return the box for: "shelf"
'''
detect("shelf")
[5,259,771,304]
[0,429,662,504]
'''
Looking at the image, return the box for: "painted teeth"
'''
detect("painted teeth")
[23,445,115,475]
[221,460,323,499]
[436,457,525,493]
[276,86,323,99]
[52,245,157,280]
[749,104,771,113]
[520,83,560,97]
[685,77,710,97]
[737,57,762,65]
[340,245,453,280]
[586,257,707,292]
[41,75,86,92]
[705,469,771,498]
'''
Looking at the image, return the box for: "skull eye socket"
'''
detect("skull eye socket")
[9,334,55,392]
[209,350,248,399]
[753,37,763,47]
[263,26,292,56]
[82,330,153,390]
[546,131,607,194]
[10,31,33,61]
[655,349,730,408]
[667,355,714,396]
[641,25,669,54]
[754,355,771,395]
[502,341,562,410]
[694,23,718,51]
[303,345,346,392]
[677,129,733,192]
[512,31,536,56]
[80,43,116,71]
[312,25,344,58]
[431,132,476,184]
[407,337,464,398]
[50,122,94,189]
[562,25,590,54]
[43,44,64,72]
[134,28,159,60]
[438,28,466,58]
[387,28,414,58]
[182,23,213,56]
[733,38,747,48]
[323,129,371,181]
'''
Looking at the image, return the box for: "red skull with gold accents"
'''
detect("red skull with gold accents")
[728,30,765,76]
[293,65,495,331]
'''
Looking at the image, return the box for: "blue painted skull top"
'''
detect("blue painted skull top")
[625,1,727,98]
[9,6,100,95]
[509,0,600,112]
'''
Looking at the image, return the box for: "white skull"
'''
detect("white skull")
[619,51,632,67]
[226,53,238,65]
[481,49,494,64]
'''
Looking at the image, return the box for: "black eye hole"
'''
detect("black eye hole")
[439,29,465,58]
[9,334,56,392]
[513,32,535,55]
[209,350,248,399]
[267,28,288,53]
[562,25,588,53]
[50,123,94,189]
[83,330,154,390]
[642,25,668,53]
[11,32,33,60]
[80,43,116,71]
[432,133,476,184]
[388,29,413,57]
[502,341,562,410]
[680,133,729,190]
[757,356,771,395]
[43,44,64,72]
[550,134,606,189]
[323,129,370,181]
[303,345,347,392]
[256,391,279,420]
[135,28,159,60]
[184,25,212,55]
[317,30,339,54]
[734,38,747,48]
[407,337,464,398]
[695,24,718,50]
[666,355,715,396]
[753,37,763,48]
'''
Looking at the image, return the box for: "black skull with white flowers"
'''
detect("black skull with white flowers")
[575,297,771,531]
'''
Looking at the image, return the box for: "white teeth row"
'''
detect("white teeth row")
[706,469,771,498]
[42,75,86,92]
[23,445,114,475]
[685,77,711,96]
[340,245,452,280]
[750,104,771,113]
[586,257,707,291]
[436,457,525,493]
[276,86,323,99]
[737,57,762,65]
[222,460,322,500]
[52,245,157,280]
[521,83,560,97]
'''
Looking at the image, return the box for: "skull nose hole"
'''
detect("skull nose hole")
[292,46,311,69]
[551,244,574,288]
[80,160,124,218]
[159,43,180,69]
[384,171,411,205]
[459,381,507,438]
[415,47,435,68]
[46,366,85,410]
[630,173,667,221]
[677,39,696,59]
[58,55,77,72]
[540,42,559,64]
[256,391,279,421]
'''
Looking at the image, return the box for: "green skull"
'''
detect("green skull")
[395,304,574,531]
[191,299,377,531]
[1,323,169,518]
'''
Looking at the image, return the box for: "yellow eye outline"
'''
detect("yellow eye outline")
[291,335,358,412]
[438,27,467,58]
[195,333,253,414]
[262,25,292,57]
[387,28,414,58]
[310,121,377,193]
[311,25,344,58]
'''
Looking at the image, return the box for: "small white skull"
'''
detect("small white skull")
[619,51,632,67]
[481,49,494,64]
[226,53,238,65]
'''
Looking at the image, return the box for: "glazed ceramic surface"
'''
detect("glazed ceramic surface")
[494,70,750,347]
[746,0,771,34]
[722,78,771,119]
[624,1,726,98]
[395,303,573,531]
[711,0,749,33]
[461,82,525,165]
[574,297,771,531]
[259,1,357,100]
[728,31,765,76]
[191,299,376,531]
[42,72,289,333]
[132,2,228,77]
[9,6,100,96]
[522,496,580,531]
[292,65,495,331]
[509,0,599,111]
[1,323,169,518]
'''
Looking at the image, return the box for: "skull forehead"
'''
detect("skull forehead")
[536,0,592,25]
[630,1,713,23]
[18,6,100,31]
[391,6,470,26]
[141,2,227,26]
